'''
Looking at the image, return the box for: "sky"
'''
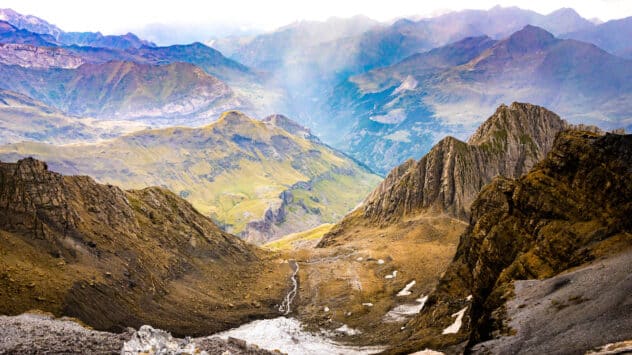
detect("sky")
[2,0,631,40]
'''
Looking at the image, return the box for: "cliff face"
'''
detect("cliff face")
[319,102,568,247]
[394,130,632,353]
[0,158,288,336]
[364,102,568,222]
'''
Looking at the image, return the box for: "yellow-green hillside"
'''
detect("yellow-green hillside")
[0,111,382,244]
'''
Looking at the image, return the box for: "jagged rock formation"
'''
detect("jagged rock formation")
[319,102,568,247]
[0,158,288,336]
[392,130,632,354]
[0,111,381,244]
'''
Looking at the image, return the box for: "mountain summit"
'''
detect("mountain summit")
[320,102,568,249]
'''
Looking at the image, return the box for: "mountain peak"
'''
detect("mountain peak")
[215,110,256,126]
[322,103,571,237]
[506,25,557,51]
[262,114,316,140]
[467,102,567,146]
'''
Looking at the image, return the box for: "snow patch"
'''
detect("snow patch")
[466,295,473,301]
[397,280,416,296]
[122,325,207,355]
[362,303,374,307]
[384,296,428,323]
[214,317,385,355]
[323,306,330,312]
[336,324,362,336]
[385,270,398,279]
[409,349,445,355]
[442,307,468,334]
[377,259,385,265]
[392,75,418,95]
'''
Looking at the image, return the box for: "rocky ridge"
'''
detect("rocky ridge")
[0,158,288,336]
[319,102,569,247]
[392,130,632,353]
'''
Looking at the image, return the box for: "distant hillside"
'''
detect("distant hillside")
[0,60,246,123]
[331,25,632,173]
[0,89,146,144]
[0,111,381,244]
[0,8,155,49]
[0,158,289,336]
[562,16,632,58]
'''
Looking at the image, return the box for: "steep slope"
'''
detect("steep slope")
[0,89,146,144]
[0,60,245,123]
[332,25,632,173]
[393,130,632,354]
[0,158,289,336]
[319,102,568,248]
[0,111,381,244]
[0,42,84,68]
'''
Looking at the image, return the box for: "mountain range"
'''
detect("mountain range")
[329,25,632,173]
[0,111,381,244]
[0,6,631,353]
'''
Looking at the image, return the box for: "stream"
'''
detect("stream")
[278,259,299,315]
[213,259,384,354]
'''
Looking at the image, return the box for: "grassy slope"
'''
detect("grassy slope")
[0,111,381,242]
[264,223,334,251]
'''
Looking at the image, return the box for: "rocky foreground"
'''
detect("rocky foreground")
[0,313,276,355]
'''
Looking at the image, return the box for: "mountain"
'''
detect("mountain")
[0,158,290,336]
[0,8,155,50]
[319,102,569,248]
[0,8,62,39]
[331,25,632,174]
[0,89,146,144]
[0,60,246,123]
[215,15,382,70]
[0,42,84,68]
[58,31,155,50]
[280,103,567,347]
[0,20,58,46]
[0,111,381,244]
[392,130,632,354]
[562,16,632,59]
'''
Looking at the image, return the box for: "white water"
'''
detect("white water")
[278,260,299,315]
[213,317,385,355]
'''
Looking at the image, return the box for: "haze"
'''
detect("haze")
[3,0,631,40]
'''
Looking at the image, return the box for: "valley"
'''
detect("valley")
[0,3,631,355]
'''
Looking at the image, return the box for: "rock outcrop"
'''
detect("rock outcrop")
[393,130,632,353]
[319,102,569,247]
[0,158,288,336]
[0,313,275,354]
